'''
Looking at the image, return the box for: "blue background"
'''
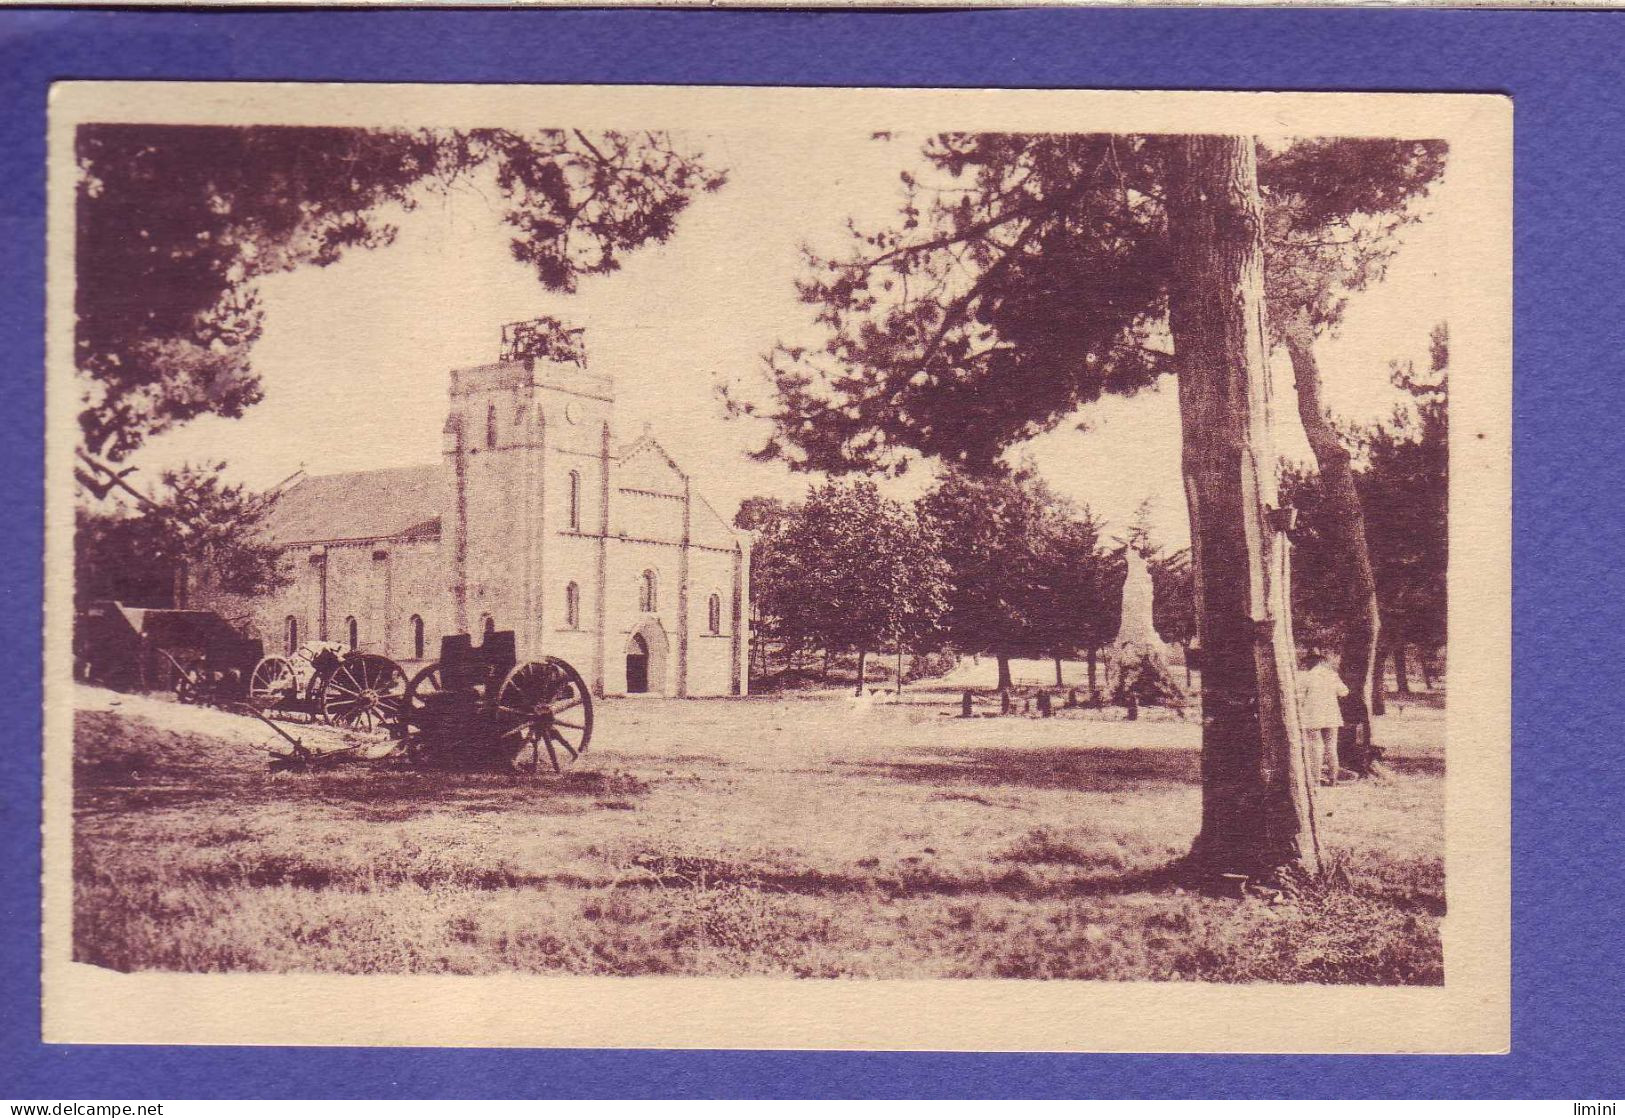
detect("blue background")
[2,7,1619,1100]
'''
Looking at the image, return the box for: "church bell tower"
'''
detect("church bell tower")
[442,319,614,661]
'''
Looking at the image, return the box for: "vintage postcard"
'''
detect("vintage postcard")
[44,82,1511,1052]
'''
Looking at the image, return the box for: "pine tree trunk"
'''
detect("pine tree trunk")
[822,647,830,684]
[855,649,867,697]
[997,653,1013,692]
[1283,322,1382,774]
[1086,647,1099,704]
[1165,134,1321,881]
[1393,641,1411,693]
[1054,655,1064,687]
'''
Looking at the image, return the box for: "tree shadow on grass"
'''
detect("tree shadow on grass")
[74,708,651,823]
[76,764,650,824]
[609,850,1192,902]
[1379,753,1445,778]
[845,745,1201,795]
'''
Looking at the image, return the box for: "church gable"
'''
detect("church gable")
[617,436,686,497]
[691,496,739,551]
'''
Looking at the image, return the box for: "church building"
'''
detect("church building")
[196,320,751,698]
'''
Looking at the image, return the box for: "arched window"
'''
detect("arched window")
[568,470,581,530]
[639,570,658,613]
[346,616,358,651]
[410,615,425,659]
[284,616,299,655]
[708,593,722,635]
[485,403,498,449]
[565,582,580,629]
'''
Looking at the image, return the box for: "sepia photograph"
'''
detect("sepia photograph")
[42,83,1511,1052]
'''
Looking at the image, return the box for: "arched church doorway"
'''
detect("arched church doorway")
[626,634,650,694]
[624,622,669,695]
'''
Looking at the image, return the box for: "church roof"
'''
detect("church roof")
[264,463,443,546]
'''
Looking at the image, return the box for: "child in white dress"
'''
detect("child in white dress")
[1298,652,1349,785]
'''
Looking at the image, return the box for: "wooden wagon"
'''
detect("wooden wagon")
[75,601,264,706]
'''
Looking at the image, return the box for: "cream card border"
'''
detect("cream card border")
[43,83,1511,1052]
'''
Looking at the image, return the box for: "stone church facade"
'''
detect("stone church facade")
[194,326,751,697]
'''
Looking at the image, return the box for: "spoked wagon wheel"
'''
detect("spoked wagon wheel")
[404,662,442,705]
[494,656,594,774]
[248,656,300,715]
[318,654,407,733]
[391,662,442,746]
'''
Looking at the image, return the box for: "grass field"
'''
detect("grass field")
[71,683,1446,983]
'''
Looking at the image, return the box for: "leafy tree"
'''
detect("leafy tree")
[75,462,290,610]
[1267,139,1447,764]
[1165,136,1320,876]
[867,495,954,692]
[731,132,1441,771]
[735,495,810,679]
[745,131,1423,877]
[1279,463,1348,652]
[1040,509,1121,692]
[916,468,1113,692]
[76,124,724,462]
[1283,323,1448,712]
[1360,324,1449,694]
[744,481,948,693]
[75,509,173,609]
[734,495,791,534]
[741,135,1441,478]
[1150,548,1195,649]
[735,494,791,675]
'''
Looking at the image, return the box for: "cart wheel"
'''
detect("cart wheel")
[495,657,594,774]
[248,656,299,713]
[319,654,407,734]
[393,662,442,744]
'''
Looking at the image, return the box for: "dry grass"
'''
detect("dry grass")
[71,685,1445,983]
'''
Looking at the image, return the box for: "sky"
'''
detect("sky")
[123,129,1449,554]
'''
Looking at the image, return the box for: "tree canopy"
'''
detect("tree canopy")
[738,133,1445,476]
[1361,324,1449,656]
[75,462,289,609]
[742,480,949,677]
[915,468,1116,682]
[1283,323,1449,659]
[77,124,724,461]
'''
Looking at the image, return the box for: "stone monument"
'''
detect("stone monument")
[1114,547,1168,653]
[1105,547,1184,712]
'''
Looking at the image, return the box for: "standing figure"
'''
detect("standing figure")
[1298,651,1349,785]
